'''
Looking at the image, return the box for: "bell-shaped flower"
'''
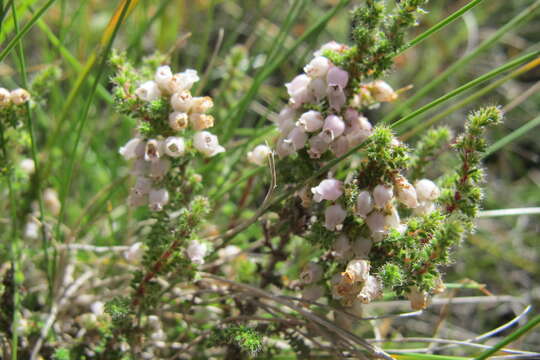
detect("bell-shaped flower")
[190,113,214,131]
[324,204,347,231]
[164,137,186,157]
[321,115,345,143]
[135,81,161,102]
[186,240,208,265]
[307,134,330,158]
[144,139,163,162]
[300,262,323,284]
[10,88,31,105]
[149,158,171,180]
[356,191,373,218]
[284,127,308,151]
[193,131,225,157]
[311,178,343,202]
[149,188,169,211]
[247,144,272,166]
[327,85,346,111]
[415,179,440,202]
[327,67,349,88]
[297,110,323,132]
[304,56,331,78]
[285,74,311,107]
[119,138,145,160]
[334,235,352,262]
[155,65,173,91]
[170,90,192,112]
[373,184,393,208]
[169,111,189,131]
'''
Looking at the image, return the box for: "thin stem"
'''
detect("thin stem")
[398,0,485,54]
[478,207,540,218]
[0,0,56,62]
[10,0,53,305]
[474,315,540,360]
[391,50,540,130]
[485,114,540,157]
[382,0,540,124]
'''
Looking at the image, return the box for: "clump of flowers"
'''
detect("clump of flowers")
[274,42,398,160]
[116,60,224,211]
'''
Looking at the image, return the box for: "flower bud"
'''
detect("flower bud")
[247,144,272,166]
[302,285,325,302]
[324,204,347,231]
[190,113,215,130]
[193,131,225,157]
[395,175,419,208]
[149,188,169,211]
[164,136,186,157]
[346,115,372,147]
[327,67,349,88]
[373,184,393,208]
[170,90,192,112]
[190,96,214,113]
[124,242,144,262]
[133,176,152,195]
[285,127,308,150]
[0,87,11,106]
[135,81,161,101]
[297,111,323,132]
[311,178,343,202]
[369,80,397,102]
[169,111,189,131]
[149,158,171,180]
[304,56,331,78]
[300,262,323,284]
[413,201,436,216]
[155,65,173,91]
[344,108,359,123]
[327,85,346,111]
[321,115,345,143]
[356,191,373,218]
[333,235,351,261]
[186,240,208,265]
[10,88,31,105]
[144,139,162,162]
[415,179,440,202]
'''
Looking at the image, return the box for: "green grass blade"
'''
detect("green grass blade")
[474,314,540,360]
[221,0,351,143]
[485,114,540,157]
[398,0,485,54]
[382,0,540,124]
[0,0,56,62]
[402,56,540,138]
[55,0,133,242]
[393,354,469,360]
[479,207,540,217]
[391,50,540,130]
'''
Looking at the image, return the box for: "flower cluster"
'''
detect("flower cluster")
[0,87,31,108]
[273,42,397,160]
[118,65,225,211]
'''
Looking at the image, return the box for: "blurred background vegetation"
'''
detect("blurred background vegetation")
[1,0,539,356]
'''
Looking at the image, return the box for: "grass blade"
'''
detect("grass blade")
[398,0,485,54]
[382,0,540,124]
[474,314,540,360]
[485,114,540,157]
[391,50,540,130]
[0,0,55,62]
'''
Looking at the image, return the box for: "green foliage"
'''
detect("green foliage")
[409,126,452,180]
[52,348,71,360]
[209,325,263,356]
[104,297,133,330]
